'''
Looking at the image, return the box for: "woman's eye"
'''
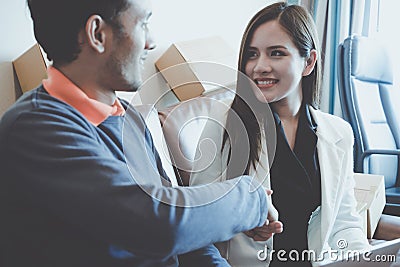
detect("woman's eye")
[246,50,258,59]
[271,50,285,56]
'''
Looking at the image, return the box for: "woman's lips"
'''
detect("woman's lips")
[254,78,278,89]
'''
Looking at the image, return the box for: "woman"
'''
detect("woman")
[190,2,370,266]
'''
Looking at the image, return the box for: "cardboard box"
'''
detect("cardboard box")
[353,173,386,238]
[155,36,237,101]
[13,43,49,93]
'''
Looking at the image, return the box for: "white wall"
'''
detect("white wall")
[0,0,275,115]
[0,0,36,115]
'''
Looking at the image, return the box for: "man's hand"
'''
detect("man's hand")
[244,220,283,241]
[244,190,283,241]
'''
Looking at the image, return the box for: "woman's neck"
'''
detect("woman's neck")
[271,98,303,150]
[271,97,302,121]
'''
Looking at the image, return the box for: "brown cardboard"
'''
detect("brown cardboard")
[13,43,49,93]
[354,173,386,238]
[155,36,237,101]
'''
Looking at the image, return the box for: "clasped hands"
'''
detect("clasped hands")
[244,190,283,241]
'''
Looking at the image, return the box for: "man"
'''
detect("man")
[0,0,276,266]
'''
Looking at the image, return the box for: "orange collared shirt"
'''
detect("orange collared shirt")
[43,66,125,126]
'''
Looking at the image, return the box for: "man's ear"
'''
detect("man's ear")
[84,14,107,54]
[303,49,317,76]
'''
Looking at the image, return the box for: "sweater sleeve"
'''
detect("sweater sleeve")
[178,244,231,266]
[0,106,268,261]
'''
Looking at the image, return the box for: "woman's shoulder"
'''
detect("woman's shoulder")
[310,108,352,132]
[310,108,354,147]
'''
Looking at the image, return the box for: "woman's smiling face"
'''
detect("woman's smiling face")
[244,20,310,105]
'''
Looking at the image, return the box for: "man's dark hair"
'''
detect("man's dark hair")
[27,0,130,66]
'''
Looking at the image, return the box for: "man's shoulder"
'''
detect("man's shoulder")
[0,85,89,134]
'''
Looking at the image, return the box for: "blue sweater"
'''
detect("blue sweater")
[0,87,268,266]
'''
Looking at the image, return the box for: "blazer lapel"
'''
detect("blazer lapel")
[310,109,346,252]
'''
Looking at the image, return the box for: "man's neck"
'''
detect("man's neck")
[56,64,117,106]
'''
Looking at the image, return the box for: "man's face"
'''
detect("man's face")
[105,0,155,92]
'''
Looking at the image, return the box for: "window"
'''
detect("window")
[371,0,400,84]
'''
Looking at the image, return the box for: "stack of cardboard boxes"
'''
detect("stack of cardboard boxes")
[155,36,237,101]
[13,43,49,93]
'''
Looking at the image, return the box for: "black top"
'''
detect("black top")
[269,104,321,267]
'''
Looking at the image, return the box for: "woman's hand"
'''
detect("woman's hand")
[244,189,283,241]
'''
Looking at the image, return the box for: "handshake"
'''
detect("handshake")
[244,190,284,241]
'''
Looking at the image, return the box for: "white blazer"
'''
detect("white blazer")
[190,107,370,267]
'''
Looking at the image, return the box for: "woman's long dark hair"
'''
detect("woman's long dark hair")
[223,2,322,179]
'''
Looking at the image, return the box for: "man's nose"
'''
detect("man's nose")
[145,32,156,50]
